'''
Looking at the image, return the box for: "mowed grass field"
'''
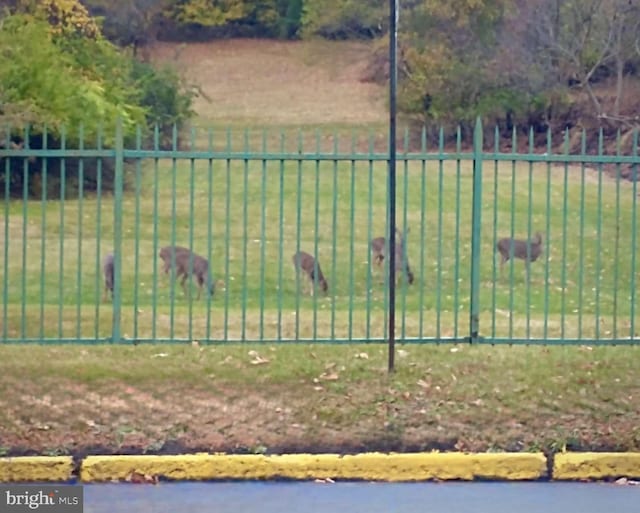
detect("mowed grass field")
[2,155,639,342]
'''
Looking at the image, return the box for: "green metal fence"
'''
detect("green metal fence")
[1,120,639,345]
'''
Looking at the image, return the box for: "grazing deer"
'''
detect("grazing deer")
[496,232,544,274]
[102,252,114,302]
[292,250,329,295]
[159,245,215,299]
[370,228,415,285]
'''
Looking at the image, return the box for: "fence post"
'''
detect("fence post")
[111,119,124,343]
[387,0,399,373]
[469,117,483,343]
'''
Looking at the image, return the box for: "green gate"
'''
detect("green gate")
[1,121,639,344]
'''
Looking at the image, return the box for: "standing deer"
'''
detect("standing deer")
[159,245,215,299]
[370,227,414,285]
[496,232,544,274]
[292,250,329,295]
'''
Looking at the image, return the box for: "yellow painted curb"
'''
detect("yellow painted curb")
[80,452,547,482]
[0,456,74,483]
[553,452,640,480]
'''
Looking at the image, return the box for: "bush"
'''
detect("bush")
[131,61,197,149]
[301,0,386,40]
[0,12,195,197]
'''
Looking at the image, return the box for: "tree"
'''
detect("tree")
[512,0,640,129]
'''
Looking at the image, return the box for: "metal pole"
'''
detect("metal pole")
[388,0,398,373]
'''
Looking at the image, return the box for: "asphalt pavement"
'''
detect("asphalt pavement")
[83,481,640,513]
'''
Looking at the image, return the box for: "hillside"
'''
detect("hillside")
[150,39,388,128]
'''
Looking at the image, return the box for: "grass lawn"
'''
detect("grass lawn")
[0,343,639,456]
[1,39,639,456]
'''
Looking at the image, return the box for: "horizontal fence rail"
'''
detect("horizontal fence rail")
[1,122,639,345]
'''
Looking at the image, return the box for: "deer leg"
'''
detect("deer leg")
[196,275,204,300]
[180,273,189,298]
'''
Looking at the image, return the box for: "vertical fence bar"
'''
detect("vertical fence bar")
[18,127,30,340]
[151,125,159,341]
[491,126,499,338]
[387,0,398,370]
[348,133,356,341]
[560,129,570,339]
[595,128,604,339]
[58,127,67,339]
[76,125,85,340]
[277,133,285,341]
[294,132,303,340]
[630,130,638,339]
[418,127,426,340]
[188,128,196,341]
[296,131,304,340]
[2,127,9,340]
[259,130,268,341]
[508,127,516,340]
[224,129,231,341]
[169,126,178,341]
[313,130,321,340]
[526,128,534,340]
[112,120,124,343]
[613,130,621,339]
[330,135,338,341]
[206,129,214,340]
[20,126,29,340]
[578,130,586,339]
[454,127,462,339]
[469,118,483,342]
[133,127,142,342]
[366,130,374,340]
[400,127,409,341]
[94,128,103,340]
[543,128,552,340]
[436,128,444,341]
[241,130,250,341]
[40,127,49,340]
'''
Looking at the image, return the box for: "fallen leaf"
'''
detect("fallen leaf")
[355,352,369,359]
[126,471,158,484]
[151,353,169,358]
[319,372,339,381]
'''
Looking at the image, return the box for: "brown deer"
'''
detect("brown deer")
[102,252,114,302]
[496,232,544,274]
[370,228,414,285]
[292,251,329,295]
[159,245,215,299]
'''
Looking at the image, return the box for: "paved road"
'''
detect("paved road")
[84,481,640,513]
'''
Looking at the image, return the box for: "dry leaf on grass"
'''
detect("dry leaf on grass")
[125,471,159,484]
[248,350,270,365]
[319,372,339,381]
